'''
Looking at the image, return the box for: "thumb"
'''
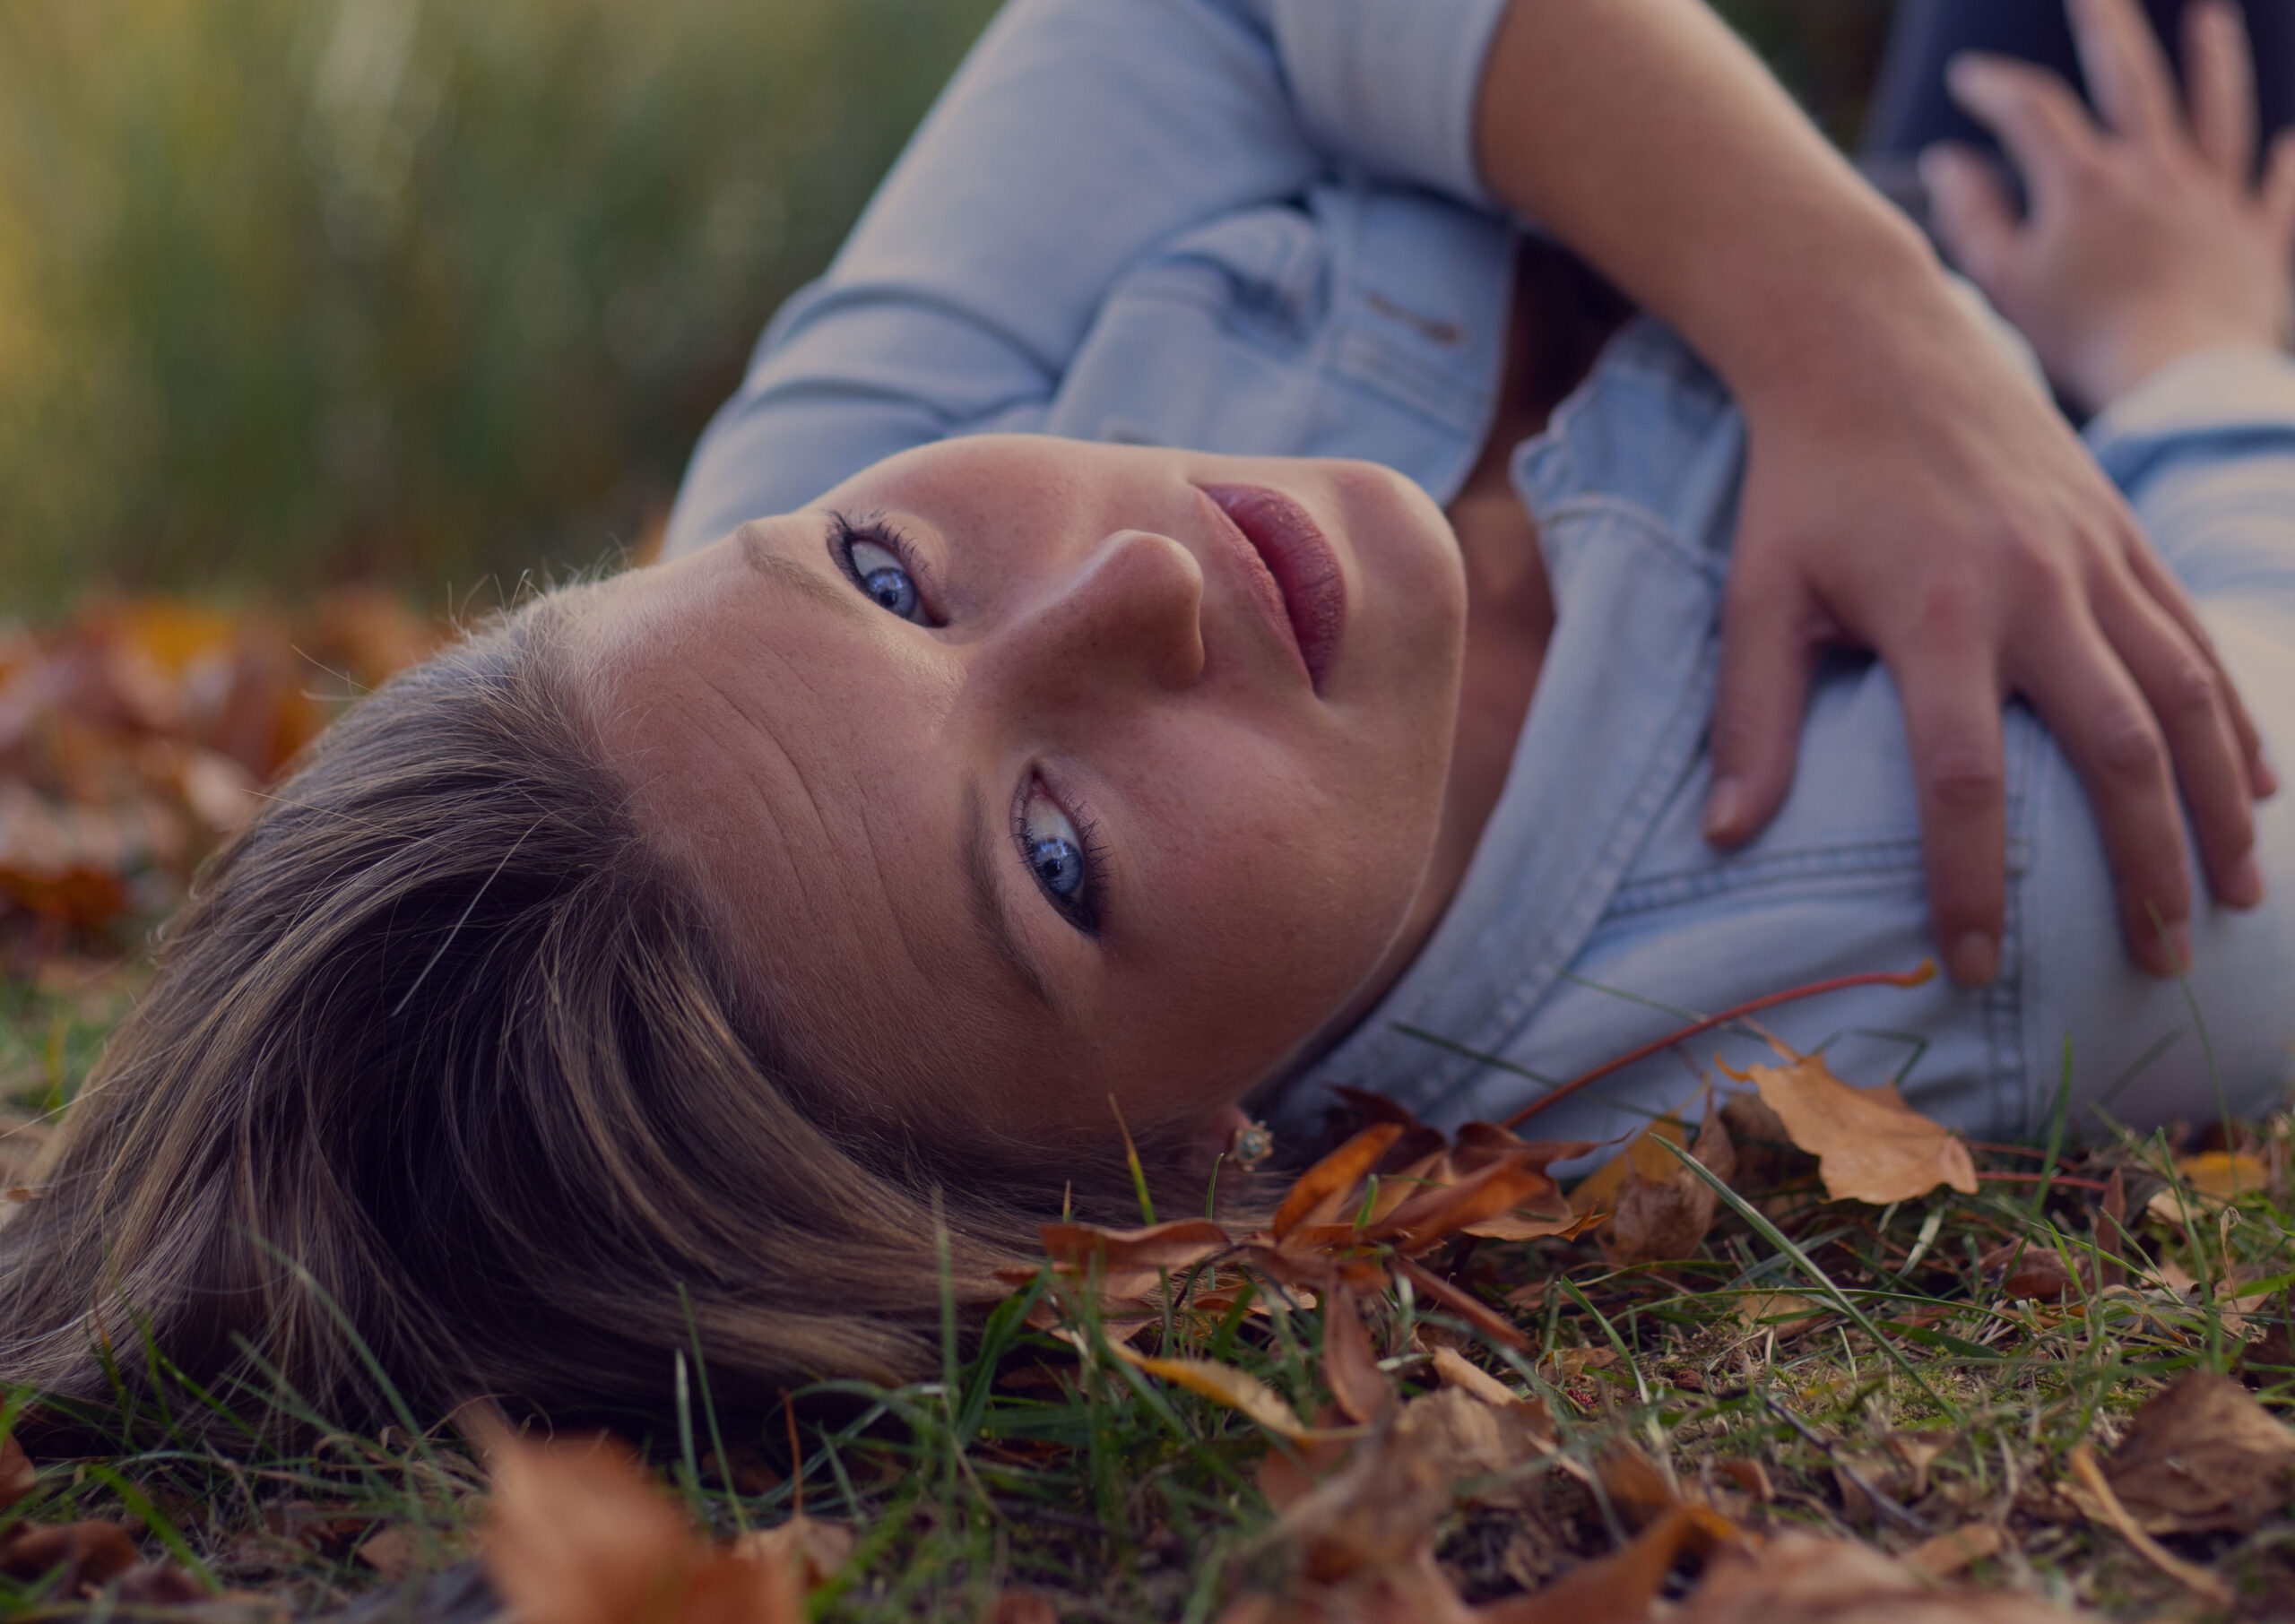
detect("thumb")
[1920,143,2022,292]
[1706,566,1819,850]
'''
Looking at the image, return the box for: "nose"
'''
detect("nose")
[988,527,1206,704]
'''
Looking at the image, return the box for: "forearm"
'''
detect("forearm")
[1472,0,1964,401]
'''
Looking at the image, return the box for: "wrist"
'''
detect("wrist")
[1704,212,1973,411]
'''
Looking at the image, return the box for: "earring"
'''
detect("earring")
[1229,1119,1275,1170]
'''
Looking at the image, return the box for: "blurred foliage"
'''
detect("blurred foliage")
[1716,0,1899,145]
[0,0,1886,608]
[0,0,999,609]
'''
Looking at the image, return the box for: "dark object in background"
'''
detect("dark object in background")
[1864,0,2295,170]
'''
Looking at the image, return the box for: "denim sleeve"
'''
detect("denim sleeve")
[2084,348,2295,611]
[664,0,1511,554]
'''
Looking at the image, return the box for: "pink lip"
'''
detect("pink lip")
[1197,484,1346,693]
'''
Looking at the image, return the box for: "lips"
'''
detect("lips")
[1198,484,1346,693]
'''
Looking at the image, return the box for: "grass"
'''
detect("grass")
[2,953,2290,1621]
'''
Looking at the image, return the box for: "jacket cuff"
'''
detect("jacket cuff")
[1264,0,1512,207]
[2086,347,2295,471]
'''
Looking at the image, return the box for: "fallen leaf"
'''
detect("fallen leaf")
[0,1520,141,1594]
[1602,1093,1735,1265]
[481,1430,801,1624]
[0,1437,33,1510]
[1710,1458,1772,1503]
[1480,1503,1730,1624]
[985,1590,1062,1624]
[1721,1055,1977,1205]
[2174,1150,2268,1202]
[1322,1285,1396,1427]
[2098,1369,2295,1534]
[1100,1343,1329,1441]
[1676,1531,2074,1622]
[1901,1522,2001,1579]
[1735,1291,1832,1338]
[355,1523,423,1582]
[2065,1442,2231,1607]
[1273,1124,1406,1239]
[729,1515,853,1593]
[1038,1217,1230,1276]
[1717,1092,1817,1196]
[1364,1156,1569,1254]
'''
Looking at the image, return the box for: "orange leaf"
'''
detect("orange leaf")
[481,1430,801,1624]
[1720,1053,1976,1205]
[1365,1156,1568,1255]
[1272,1123,1404,1239]
[1321,1283,1396,1427]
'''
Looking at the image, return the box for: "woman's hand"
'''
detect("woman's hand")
[1922,0,2295,415]
[1476,0,2273,985]
[1712,299,2268,984]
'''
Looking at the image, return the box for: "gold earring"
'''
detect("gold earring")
[1229,1119,1275,1170]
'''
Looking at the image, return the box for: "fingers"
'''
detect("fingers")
[2067,0,2181,143]
[2014,606,2201,976]
[2183,0,2258,178]
[2121,537,2277,799]
[1705,567,1820,850]
[1947,54,2098,214]
[1890,628,2010,986]
[1921,143,2023,288]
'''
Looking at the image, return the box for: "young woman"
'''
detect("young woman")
[4,0,2291,1431]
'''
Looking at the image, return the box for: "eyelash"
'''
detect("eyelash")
[1012,776,1108,937]
[828,510,940,625]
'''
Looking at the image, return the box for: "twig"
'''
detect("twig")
[1503,963,1936,1128]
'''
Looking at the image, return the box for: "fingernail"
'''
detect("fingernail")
[2256,750,2281,799]
[1704,778,1745,844]
[2226,853,2266,909]
[1949,930,1999,986]
[2165,921,2195,975]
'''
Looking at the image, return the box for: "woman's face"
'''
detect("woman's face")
[572,436,1466,1153]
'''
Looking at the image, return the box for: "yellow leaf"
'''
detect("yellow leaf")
[1721,1053,1977,1205]
[2173,1151,2268,1203]
[1099,1342,1336,1441]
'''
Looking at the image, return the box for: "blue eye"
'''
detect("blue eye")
[1017,785,1100,931]
[847,536,921,620]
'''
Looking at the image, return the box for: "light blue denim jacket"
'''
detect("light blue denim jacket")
[668,0,2295,1148]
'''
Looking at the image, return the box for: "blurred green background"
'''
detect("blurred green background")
[0,0,1891,612]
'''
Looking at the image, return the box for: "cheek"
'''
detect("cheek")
[1119,728,1432,1032]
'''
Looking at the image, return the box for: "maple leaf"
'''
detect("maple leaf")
[1719,1052,1976,1205]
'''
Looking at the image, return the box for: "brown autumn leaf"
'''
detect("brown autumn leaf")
[0,1520,142,1594]
[1364,1156,1569,1255]
[2098,1369,2295,1534]
[1480,1503,1736,1624]
[1096,1341,1331,1441]
[985,1590,1063,1624]
[1039,1217,1230,1274]
[481,1430,802,1624]
[0,1437,34,1511]
[1720,1054,1976,1205]
[1598,1093,1736,1266]
[1274,1124,1407,1238]
[1676,1532,2078,1623]
[729,1515,853,1593]
[1322,1285,1397,1427]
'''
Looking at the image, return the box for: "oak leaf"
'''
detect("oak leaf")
[1675,1531,2075,1623]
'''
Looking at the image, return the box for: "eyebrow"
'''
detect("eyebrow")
[738,520,866,621]
[963,782,1059,1014]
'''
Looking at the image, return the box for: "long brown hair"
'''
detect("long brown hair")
[0,587,1198,1436]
